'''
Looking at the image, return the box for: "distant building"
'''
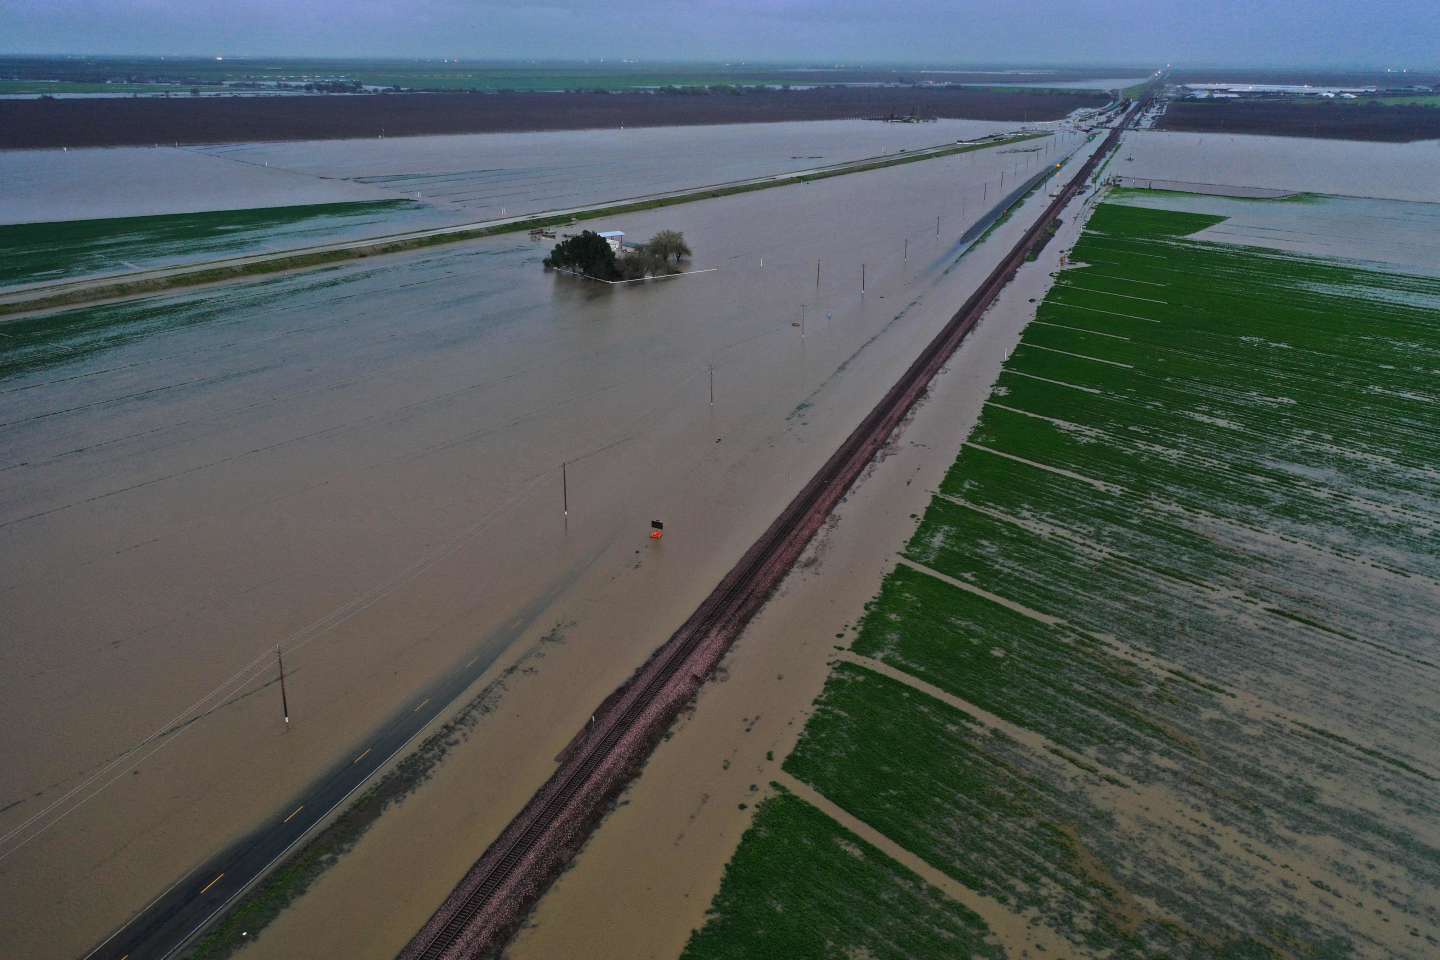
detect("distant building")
[597,230,625,253]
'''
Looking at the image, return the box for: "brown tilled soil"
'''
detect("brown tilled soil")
[1158,100,1440,141]
[1169,69,1440,87]
[0,87,1107,149]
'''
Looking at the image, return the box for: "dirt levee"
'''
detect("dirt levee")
[0,87,1106,149]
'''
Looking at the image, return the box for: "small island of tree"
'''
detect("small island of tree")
[543,229,692,282]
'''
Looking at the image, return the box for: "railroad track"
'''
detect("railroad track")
[401,99,1148,960]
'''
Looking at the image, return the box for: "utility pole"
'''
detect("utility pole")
[816,257,821,288]
[904,237,908,261]
[936,215,940,237]
[708,365,714,405]
[861,263,866,293]
[562,461,568,517]
[801,303,806,338]
[278,647,289,727]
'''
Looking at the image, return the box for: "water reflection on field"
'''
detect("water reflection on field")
[0,128,1091,958]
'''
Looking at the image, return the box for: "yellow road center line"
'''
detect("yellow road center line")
[200,873,224,895]
[413,698,431,713]
[283,805,304,824]
[353,748,371,765]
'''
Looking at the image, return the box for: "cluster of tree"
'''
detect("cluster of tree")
[543,230,692,282]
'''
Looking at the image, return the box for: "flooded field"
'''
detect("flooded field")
[1117,129,1440,201]
[680,188,1440,957]
[0,127,1092,960]
[0,200,459,289]
[194,119,1032,218]
[1,119,1053,287]
[0,144,396,224]
[1111,188,1440,275]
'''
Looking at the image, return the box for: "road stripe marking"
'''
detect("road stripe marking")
[353,748,371,765]
[200,873,224,895]
[413,698,431,713]
[283,805,304,824]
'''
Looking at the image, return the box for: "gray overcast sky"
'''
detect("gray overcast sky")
[1,0,1434,68]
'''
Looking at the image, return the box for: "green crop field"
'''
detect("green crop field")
[687,198,1440,956]
[679,789,1003,960]
[0,200,429,288]
[1294,95,1440,108]
[0,80,194,95]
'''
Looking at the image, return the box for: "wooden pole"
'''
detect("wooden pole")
[278,647,289,727]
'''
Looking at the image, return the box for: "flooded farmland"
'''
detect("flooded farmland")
[194,118,1034,218]
[0,118,1043,287]
[1116,129,1440,201]
[680,183,1440,958]
[0,125,1094,959]
[1,119,1026,227]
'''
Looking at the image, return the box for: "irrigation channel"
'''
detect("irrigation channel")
[400,97,1148,960]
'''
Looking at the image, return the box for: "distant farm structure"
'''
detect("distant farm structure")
[543,229,693,282]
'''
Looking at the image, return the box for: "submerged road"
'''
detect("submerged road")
[79,552,621,960]
[69,117,1112,960]
[80,610,534,960]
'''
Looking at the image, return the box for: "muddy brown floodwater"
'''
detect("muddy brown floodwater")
[0,127,1096,958]
[0,118,1027,224]
[1116,129,1440,202]
[504,158,1108,960]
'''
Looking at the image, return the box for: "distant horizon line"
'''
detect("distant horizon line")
[0,53,1433,73]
